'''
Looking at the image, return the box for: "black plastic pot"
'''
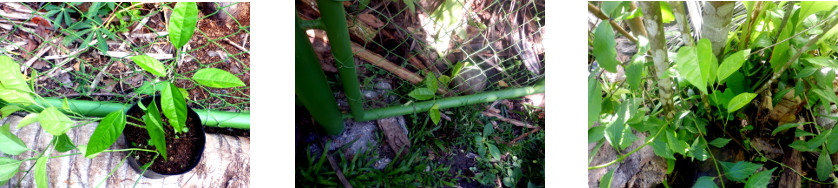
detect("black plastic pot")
[123,96,206,179]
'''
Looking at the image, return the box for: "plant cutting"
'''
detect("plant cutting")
[0,2,246,187]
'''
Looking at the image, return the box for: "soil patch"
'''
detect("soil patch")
[124,98,205,174]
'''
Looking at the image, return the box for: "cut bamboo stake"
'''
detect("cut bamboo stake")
[588,3,637,43]
[626,2,647,39]
[407,53,427,71]
[481,111,537,129]
[351,42,448,95]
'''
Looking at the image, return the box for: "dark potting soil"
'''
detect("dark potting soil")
[204,126,249,137]
[124,105,204,174]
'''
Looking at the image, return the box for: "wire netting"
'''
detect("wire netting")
[0,2,249,112]
[299,0,544,111]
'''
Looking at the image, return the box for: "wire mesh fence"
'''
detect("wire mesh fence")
[298,0,544,113]
[0,2,249,112]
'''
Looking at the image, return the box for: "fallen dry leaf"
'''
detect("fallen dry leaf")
[73,62,79,71]
[498,80,508,87]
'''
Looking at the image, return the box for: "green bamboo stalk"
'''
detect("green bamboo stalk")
[317,0,365,121]
[296,14,344,135]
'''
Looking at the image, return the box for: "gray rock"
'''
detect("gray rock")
[373,158,392,170]
[326,119,379,157]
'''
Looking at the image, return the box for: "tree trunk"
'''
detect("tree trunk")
[639,2,676,120]
[626,2,647,39]
[670,1,694,46]
[700,1,735,59]
[0,115,250,188]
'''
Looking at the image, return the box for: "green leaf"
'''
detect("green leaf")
[191,68,246,88]
[593,21,618,73]
[690,137,709,161]
[408,88,434,100]
[693,176,718,188]
[676,46,708,94]
[0,105,20,118]
[652,129,675,159]
[168,2,198,49]
[0,157,21,182]
[136,81,166,95]
[626,58,643,91]
[475,136,485,157]
[161,82,187,134]
[483,123,494,137]
[425,72,438,94]
[130,55,166,77]
[599,168,615,188]
[589,76,602,127]
[744,167,776,188]
[666,128,689,155]
[697,38,718,85]
[34,156,47,188]
[588,126,606,143]
[619,126,638,150]
[727,93,757,112]
[721,161,763,183]
[795,66,818,78]
[790,140,815,152]
[144,99,167,160]
[39,107,74,136]
[807,129,832,149]
[451,61,467,78]
[438,75,451,86]
[709,138,731,148]
[717,50,750,82]
[54,134,75,152]
[818,149,833,181]
[17,113,38,129]
[660,2,674,23]
[796,129,816,137]
[0,124,28,155]
[86,110,125,158]
[0,56,34,106]
[605,101,630,151]
[806,57,838,69]
[486,143,501,161]
[429,104,440,125]
[773,122,811,136]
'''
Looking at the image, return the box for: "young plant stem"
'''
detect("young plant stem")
[96,151,134,188]
[132,153,159,188]
[756,14,838,95]
[587,3,638,43]
[697,124,726,188]
[588,120,669,170]
[105,148,158,153]
[127,121,146,129]
[751,140,836,184]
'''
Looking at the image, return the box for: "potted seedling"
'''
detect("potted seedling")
[0,2,246,186]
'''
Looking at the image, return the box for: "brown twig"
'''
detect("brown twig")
[223,37,249,53]
[351,42,448,95]
[481,111,538,129]
[325,151,354,188]
[588,2,638,43]
[508,126,542,146]
[407,53,427,71]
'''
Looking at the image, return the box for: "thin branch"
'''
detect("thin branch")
[588,3,638,43]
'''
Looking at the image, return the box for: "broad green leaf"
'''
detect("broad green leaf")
[136,81,166,95]
[589,76,602,127]
[710,89,735,108]
[451,61,467,78]
[626,58,643,91]
[429,104,440,125]
[0,124,28,155]
[815,69,837,91]
[807,129,832,149]
[483,123,494,137]
[161,82,187,133]
[168,2,198,49]
[408,88,434,100]
[770,24,792,72]
[790,140,815,152]
[17,113,38,129]
[54,134,75,152]
[660,2,674,23]
[797,2,838,29]
[0,105,20,118]
[0,56,34,106]
[795,66,818,78]
[605,101,630,151]
[588,126,606,143]
[191,68,246,88]
[796,129,816,137]
[721,161,763,183]
[619,126,638,150]
[652,129,675,159]
[818,149,833,181]
[772,88,792,106]
[600,1,626,18]
[828,129,838,154]
[727,93,757,112]
[475,135,486,157]
[666,128,689,155]
[806,57,838,69]
[39,107,74,136]
[693,176,718,188]
[130,55,166,77]
[144,99,167,160]
[0,157,21,182]
[599,168,615,188]
[77,145,99,159]
[690,137,709,161]
[438,75,451,86]
[812,88,838,105]
[744,167,776,188]
[593,21,618,73]
[697,39,718,85]
[709,138,731,148]
[717,50,750,82]
[486,143,501,161]
[773,122,812,136]
[425,72,438,94]
[34,156,47,188]
[676,46,707,94]
[86,110,125,158]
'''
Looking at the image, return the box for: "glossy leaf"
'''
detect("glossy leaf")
[721,161,763,183]
[0,56,34,106]
[0,106,20,118]
[818,149,833,181]
[430,104,440,125]
[709,138,731,148]
[593,21,618,73]
[130,55,166,77]
[168,2,198,49]
[727,93,757,112]
[0,157,21,182]
[806,57,838,69]
[717,50,750,82]
[0,124,28,155]
[696,39,718,85]
[660,2,674,23]
[144,100,167,160]
[86,110,125,158]
[744,167,776,188]
[588,126,606,143]
[17,113,38,129]
[34,156,46,188]
[690,137,708,161]
[161,82,187,133]
[425,72,438,93]
[408,88,434,100]
[589,76,602,127]
[693,176,718,188]
[652,128,675,159]
[807,129,832,149]
[487,143,501,161]
[666,128,689,155]
[54,134,75,152]
[39,107,74,136]
[795,67,818,78]
[191,68,246,88]
[626,58,643,91]
[676,46,708,94]
[773,122,812,136]
[605,101,630,151]
[599,168,615,188]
